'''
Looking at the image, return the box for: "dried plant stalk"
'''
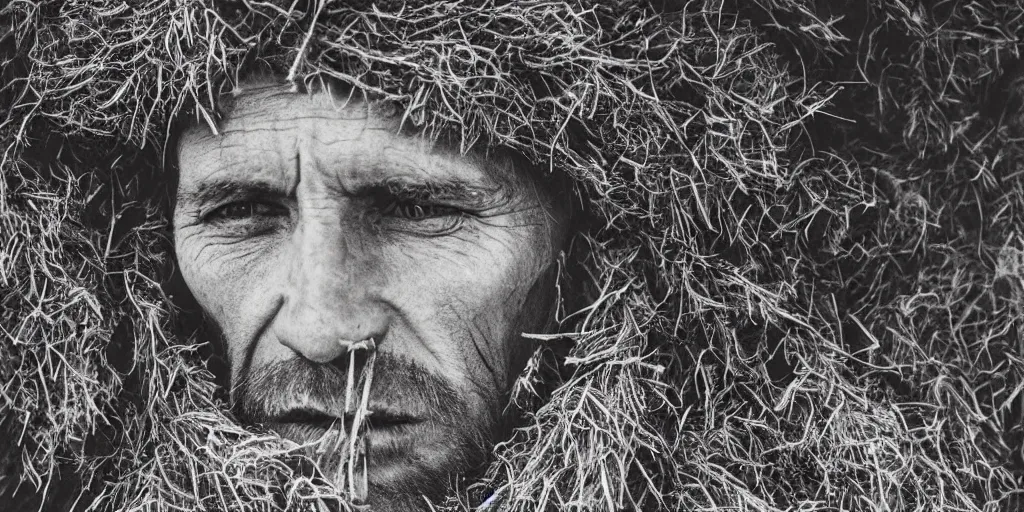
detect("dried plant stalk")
[309,339,376,505]
[347,339,375,503]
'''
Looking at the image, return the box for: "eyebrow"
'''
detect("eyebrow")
[177,179,287,210]
[369,177,501,206]
[177,176,505,210]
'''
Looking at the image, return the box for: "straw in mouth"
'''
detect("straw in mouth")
[305,338,376,505]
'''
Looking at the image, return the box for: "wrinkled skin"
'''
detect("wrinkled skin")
[172,81,569,510]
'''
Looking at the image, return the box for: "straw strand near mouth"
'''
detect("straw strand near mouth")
[309,338,376,506]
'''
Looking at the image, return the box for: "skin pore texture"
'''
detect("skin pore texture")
[172,81,569,510]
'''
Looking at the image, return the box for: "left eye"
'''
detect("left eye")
[383,202,461,220]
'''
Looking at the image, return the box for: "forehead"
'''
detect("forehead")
[175,82,513,193]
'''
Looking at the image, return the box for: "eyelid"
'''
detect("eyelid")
[371,192,468,236]
[383,201,464,219]
[381,209,465,237]
[201,199,288,223]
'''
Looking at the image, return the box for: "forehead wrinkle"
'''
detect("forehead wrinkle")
[182,84,537,201]
[178,142,294,198]
[192,120,358,144]
[185,105,372,146]
[312,124,401,148]
[230,113,372,127]
[392,151,491,187]
[180,122,299,156]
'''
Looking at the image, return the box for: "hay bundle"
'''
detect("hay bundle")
[1,0,1022,510]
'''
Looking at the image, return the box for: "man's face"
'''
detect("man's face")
[172,82,567,508]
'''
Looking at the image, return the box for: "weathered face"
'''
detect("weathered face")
[172,82,568,509]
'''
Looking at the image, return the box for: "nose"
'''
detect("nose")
[271,218,388,364]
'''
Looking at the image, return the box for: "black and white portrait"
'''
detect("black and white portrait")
[2,1,1023,511]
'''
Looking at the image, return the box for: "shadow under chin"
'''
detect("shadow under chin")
[363,457,492,512]
[363,483,444,512]
[283,434,483,512]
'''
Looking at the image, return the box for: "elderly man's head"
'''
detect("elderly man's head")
[170,79,570,509]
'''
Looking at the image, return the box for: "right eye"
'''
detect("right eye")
[202,200,289,235]
[206,201,283,222]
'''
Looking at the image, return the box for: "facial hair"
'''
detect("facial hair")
[230,352,498,510]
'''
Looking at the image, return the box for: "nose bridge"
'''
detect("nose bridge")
[295,216,355,304]
[275,211,385,363]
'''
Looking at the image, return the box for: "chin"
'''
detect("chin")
[363,485,438,512]
[360,425,471,512]
[271,420,480,509]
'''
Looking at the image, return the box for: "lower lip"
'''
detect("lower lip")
[269,420,423,477]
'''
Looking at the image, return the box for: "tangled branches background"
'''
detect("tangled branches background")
[1,0,1023,510]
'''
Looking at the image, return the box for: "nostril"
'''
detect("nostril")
[327,345,371,374]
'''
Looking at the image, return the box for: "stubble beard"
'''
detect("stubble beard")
[227,348,504,511]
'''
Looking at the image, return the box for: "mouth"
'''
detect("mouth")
[272,407,423,431]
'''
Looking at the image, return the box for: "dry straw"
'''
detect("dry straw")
[2,0,1023,510]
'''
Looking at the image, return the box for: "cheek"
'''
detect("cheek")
[174,228,278,365]
[388,227,553,389]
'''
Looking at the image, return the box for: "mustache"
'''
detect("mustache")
[231,351,468,425]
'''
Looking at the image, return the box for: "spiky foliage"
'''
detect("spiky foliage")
[1,0,1022,510]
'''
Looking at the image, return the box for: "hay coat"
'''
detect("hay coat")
[2,1,1023,510]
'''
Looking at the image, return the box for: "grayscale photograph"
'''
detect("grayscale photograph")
[2,1,1023,511]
